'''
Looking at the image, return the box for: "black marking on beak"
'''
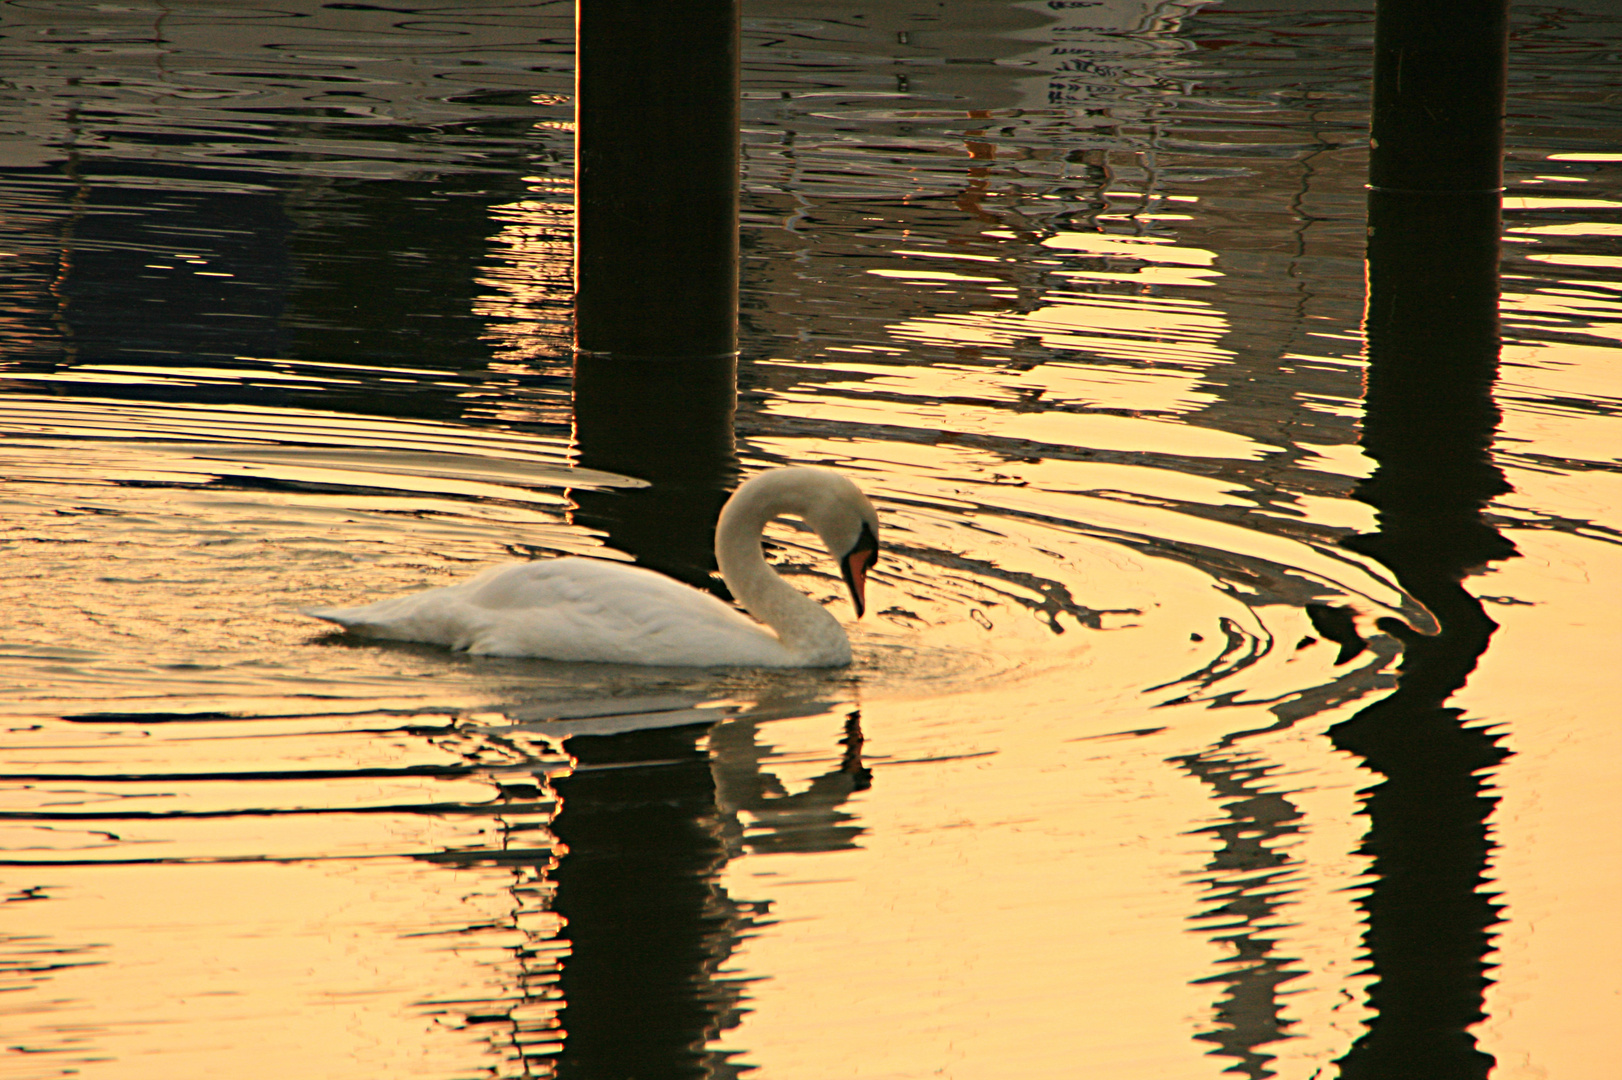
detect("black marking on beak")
[840,521,879,618]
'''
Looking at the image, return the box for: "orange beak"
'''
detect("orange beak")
[840,523,879,618]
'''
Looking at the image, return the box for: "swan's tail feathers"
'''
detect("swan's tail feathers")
[301,602,407,636]
[303,605,369,630]
[301,596,475,651]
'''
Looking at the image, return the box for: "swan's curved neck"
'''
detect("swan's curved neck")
[715,474,851,666]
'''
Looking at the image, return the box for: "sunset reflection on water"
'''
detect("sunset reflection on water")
[1,2,1621,1079]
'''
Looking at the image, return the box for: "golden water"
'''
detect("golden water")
[2,2,1619,1078]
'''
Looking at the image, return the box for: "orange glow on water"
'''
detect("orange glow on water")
[2,4,1621,1077]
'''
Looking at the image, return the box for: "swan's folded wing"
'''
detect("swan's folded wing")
[464,559,796,664]
[305,558,796,666]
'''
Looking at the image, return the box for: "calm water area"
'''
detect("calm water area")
[2,1,1620,1077]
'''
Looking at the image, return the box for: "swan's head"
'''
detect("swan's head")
[723,466,882,618]
[799,470,881,619]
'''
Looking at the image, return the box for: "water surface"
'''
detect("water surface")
[2,2,1620,1078]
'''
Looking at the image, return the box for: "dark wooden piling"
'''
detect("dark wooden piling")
[573,0,741,361]
[551,11,746,1073]
[569,0,743,580]
[569,355,739,592]
[1333,3,1515,1078]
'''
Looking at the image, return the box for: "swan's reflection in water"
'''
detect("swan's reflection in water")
[712,712,871,857]
[435,685,871,1076]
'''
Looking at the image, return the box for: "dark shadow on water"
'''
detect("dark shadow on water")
[1330,184,1514,1080]
[570,356,741,597]
[548,722,748,1080]
[410,697,872,1077]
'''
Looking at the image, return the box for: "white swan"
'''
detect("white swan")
[303,466,880,667]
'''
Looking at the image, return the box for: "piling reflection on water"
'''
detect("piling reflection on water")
[1331,4,1513,1075]
[1,2,1621,1078]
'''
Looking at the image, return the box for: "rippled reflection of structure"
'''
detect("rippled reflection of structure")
[1172,749,1308,1080]
[1331,2,1515,1077]
[426,692,873,1079]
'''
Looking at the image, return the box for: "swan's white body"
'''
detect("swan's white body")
[304,467,880,668]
